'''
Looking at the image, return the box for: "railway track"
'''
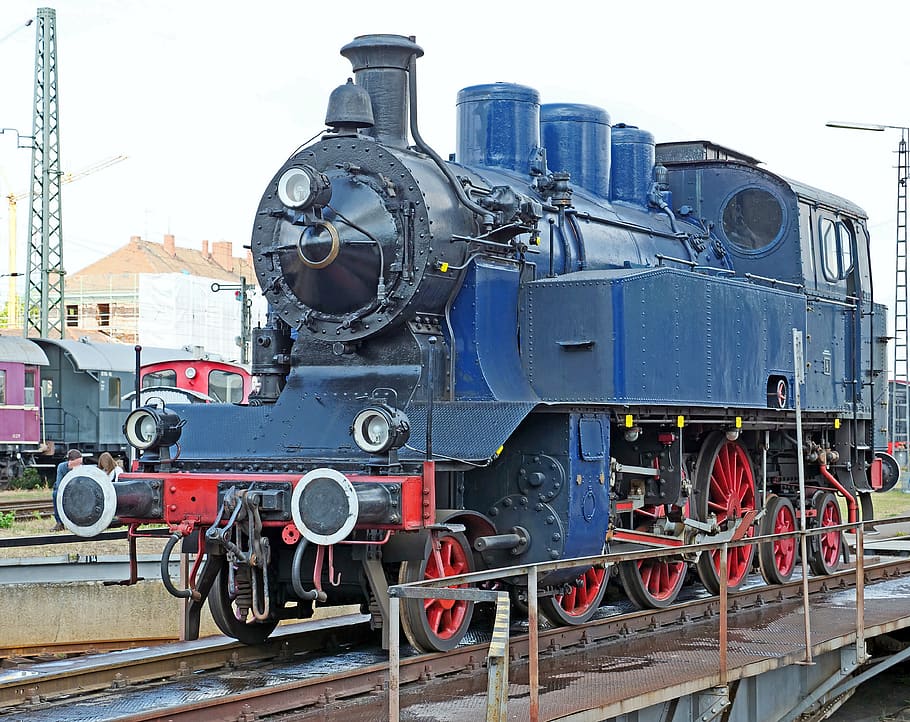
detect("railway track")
[0,498,54,521]
[0,637,178,663]
[4,557,909,722]
[0,613,375,714]
[0,528,129,548]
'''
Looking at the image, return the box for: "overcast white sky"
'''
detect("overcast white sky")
[1,0,909,320]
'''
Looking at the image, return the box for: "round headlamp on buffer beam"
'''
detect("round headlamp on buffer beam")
[351,388,411,466]
[123,403,184,464]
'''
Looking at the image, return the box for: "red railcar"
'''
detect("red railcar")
[140,358,251,404]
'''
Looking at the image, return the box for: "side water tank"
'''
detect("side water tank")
[456,83,540,173]
[540,103,611,199]
[610,124,654,206]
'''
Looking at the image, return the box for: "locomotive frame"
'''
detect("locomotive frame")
[57,33,897,654]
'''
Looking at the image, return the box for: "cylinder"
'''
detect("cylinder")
[456,83,540,173]
[540,103,611,198]
[340,34,424,149]
[610,124,655,206]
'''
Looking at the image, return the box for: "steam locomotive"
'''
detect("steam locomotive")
[57,34,897,653]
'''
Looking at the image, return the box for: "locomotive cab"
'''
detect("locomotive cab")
[661,143,891,499]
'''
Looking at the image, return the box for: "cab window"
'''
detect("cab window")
[24,370,36,406]
[819,218,854,281]
[0,370,6,405]
[721,187,784,251]
[106,376,122,407]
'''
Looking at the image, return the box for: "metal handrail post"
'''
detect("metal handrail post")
[528,565,540,722]
[799,531,813,664]
[719,543,728,686]
[793,328,813,664]
[855,520,866,663]
[389,595,400,721]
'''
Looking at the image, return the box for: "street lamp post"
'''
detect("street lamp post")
[827,121,910,484]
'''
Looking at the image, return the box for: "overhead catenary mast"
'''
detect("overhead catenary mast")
[24,7,63,338]
[895,132,909,480]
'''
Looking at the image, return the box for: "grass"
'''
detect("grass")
[835,487,910,525]
[865,487,910,520]
[2,487,52,503]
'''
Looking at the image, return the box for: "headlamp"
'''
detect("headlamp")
[351,405,410,454]
[276,165,331,210]
[123,406,183,450]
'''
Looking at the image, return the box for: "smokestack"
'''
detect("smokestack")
[201,239,209,257]
[340,34,423,149]
[163,234,176,256]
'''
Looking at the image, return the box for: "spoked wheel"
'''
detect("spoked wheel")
[539,565,608,626]
[208,561,280,645]
[808,491,843,575]
[618,505,687,608]
[758,494,797,584]
[399,531,474,652]
[693,432,757,594]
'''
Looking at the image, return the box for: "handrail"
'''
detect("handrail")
[385,512,902,721]
[744,273,805,291]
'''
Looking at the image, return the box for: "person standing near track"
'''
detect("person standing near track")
[97,452,122,481]
[51,449,82,532]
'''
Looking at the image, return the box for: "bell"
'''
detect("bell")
[325,78,374,130]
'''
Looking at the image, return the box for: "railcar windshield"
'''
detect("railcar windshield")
[143,369,177,387]
[208,369,244,403]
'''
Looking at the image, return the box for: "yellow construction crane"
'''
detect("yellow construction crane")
[5,154,127,328]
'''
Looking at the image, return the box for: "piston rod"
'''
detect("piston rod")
[474,527,530,555]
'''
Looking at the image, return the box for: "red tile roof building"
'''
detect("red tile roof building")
[63,234,262,360]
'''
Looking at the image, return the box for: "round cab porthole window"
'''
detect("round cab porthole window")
[721,188,783,251]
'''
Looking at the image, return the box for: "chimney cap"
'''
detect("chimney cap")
[340,34,424,72]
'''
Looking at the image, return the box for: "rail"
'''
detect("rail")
[386,512,903,722]
[0,498,53,521]
[0,528,128,548]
